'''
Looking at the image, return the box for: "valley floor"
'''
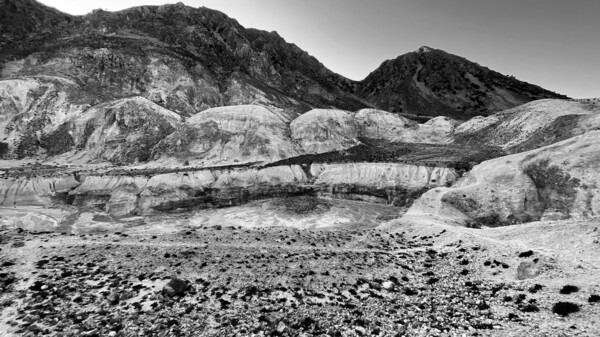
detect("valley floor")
[0,204,599,336]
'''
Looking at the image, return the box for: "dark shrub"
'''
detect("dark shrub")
[588,295,600,303]
[0,142,8,157]
[272,195,331,215]
[552,302,580,316]
[559,285,579,294]
[518,250,534,258]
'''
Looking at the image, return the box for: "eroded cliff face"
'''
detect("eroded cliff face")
[0,162,458,216]
[404,131,600,227]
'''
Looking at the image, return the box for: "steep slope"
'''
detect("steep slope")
[356,46,567,119]
[0,0,368,116]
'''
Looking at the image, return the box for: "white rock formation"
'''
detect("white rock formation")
[404,130,600,226]
[354,109,459,144]
[290,109,358,153]
[454,99,600,150]
[312,163,458,190]
[152,105,298,165]
[354,109,419,140]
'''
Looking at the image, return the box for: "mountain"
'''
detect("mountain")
[0,0,575,164]
[1,1,567,122]
[356,46,568,119]
[0,0,368,119]
[0,0,73,45]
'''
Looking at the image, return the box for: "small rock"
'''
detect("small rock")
[163,278,189,297]
[276,321,287,333]
[107,292,119,305]
[382,281,395,290]
[516,261,543,280]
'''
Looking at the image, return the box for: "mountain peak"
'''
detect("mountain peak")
[417,46,434,53]
[358,47,567,118]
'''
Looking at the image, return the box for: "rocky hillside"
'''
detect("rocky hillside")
[0,69,483,164]
[0,0,73,45]
[356,46,567,119]
[0,0,368,117]
[454,99,600,153]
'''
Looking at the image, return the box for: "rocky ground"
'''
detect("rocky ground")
[1,205,599,337]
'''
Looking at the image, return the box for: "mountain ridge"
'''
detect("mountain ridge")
[1,0,566,120]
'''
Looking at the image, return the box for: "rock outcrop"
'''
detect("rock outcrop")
[404,131,600,227]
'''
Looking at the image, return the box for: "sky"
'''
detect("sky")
[38,0,600,98]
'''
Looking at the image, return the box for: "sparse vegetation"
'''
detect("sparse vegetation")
[523,159,581,216]
[0,142,8,157]
[559,285,580,295]
[271,195,331,215]
[40,123,75,156]
[552,302,580,316]
[266,138,504,170]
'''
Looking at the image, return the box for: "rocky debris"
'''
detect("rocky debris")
[1,225,597,337]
